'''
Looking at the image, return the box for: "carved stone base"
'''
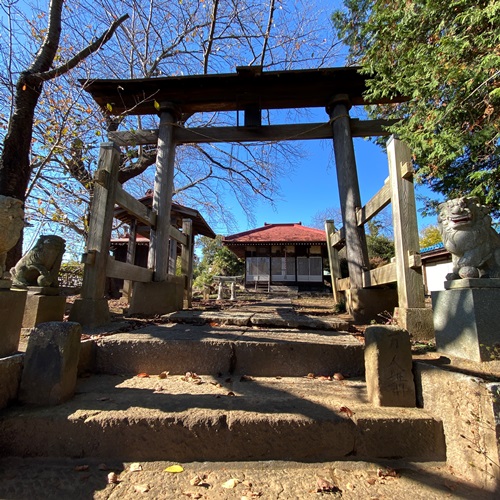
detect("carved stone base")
[0,289,27,358]
[22,293,66,329]
[432,287,500,362]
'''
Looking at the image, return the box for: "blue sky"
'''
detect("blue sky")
[214,110,439,236]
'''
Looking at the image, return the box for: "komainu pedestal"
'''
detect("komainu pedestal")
[0,285,27,357]
[432,279,500,362]
[22,287,66,329]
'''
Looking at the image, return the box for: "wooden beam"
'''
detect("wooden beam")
[362,262,397,288]
[356,180,391,227]
[115,183,156,227]
[108,119,395,146]
[107,255,153,282]
[330,228,346,249]
[169,225,188,246]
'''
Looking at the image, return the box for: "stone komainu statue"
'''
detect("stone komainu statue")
[0,195,24,278]
[11,235,66,288]
[438,196,500,280]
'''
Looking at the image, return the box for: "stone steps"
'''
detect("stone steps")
[0,373,445,463]
[90,324,364,377]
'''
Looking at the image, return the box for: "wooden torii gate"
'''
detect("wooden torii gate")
[75,66,432,336]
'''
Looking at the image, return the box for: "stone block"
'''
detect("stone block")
[0,289,27,357]
[22,293,66,328]
[128,278,184,316]
[68,297,110,328]
[432,287,500,362]
[394,307,434,341]
[19,322,81,406]
[0,353,23,409]
[346,288,398,324]
[415,361,500,492]
[364,325,416,407]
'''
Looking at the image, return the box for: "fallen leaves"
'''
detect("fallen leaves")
[165,464,184,473]
[107,472,119,484]
[333,372,345,381]
[134,483,150,493]
[221,478,240,489]
[181,372,203,385]
[377,467,398,479]
[339,406,355,418]
[316,477,341,493]
[137,373,150,378]
[159,371,169,379]
[129,462,143,472]
[189,473,208,486]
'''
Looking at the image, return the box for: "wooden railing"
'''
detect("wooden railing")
[325,137,424,312]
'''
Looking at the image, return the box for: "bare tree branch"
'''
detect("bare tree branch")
[32,14,129,82]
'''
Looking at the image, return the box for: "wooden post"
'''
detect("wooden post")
[327,95,369,289]
[387,136,424,308]
[181,218,193,308]
[69,142,120,327]
[387,136,433,338]
[122,219,137,301]
[148,104,178,281]
[325,220,342,303]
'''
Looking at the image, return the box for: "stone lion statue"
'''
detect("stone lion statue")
[438,196,500,280]
[0,195,24,278]
[11,235,66,288]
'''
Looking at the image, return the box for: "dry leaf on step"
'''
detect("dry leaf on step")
[222,478,240,489]
[129,462,143,472]
[339,406,354,417]
[164,464,184,473]
[134,484,150,493]
[107,472,119,484]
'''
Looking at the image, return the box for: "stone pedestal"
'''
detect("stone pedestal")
[393,306,434,341]
[364,325,416,407]
[22,287,66,329]
[128,277,184,316]
[19,322,81,406]
[346,288,398,324]
[432,280,500,362]
[69,297,110,328]
[0,287,27,357]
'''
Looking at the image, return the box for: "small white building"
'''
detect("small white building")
[421,243,453,294]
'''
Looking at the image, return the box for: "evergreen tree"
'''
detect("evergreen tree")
[333,0,500,214]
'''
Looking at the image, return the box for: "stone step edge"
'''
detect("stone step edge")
[160,311,350,331]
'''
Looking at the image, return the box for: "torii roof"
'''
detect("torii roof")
[80,66,407,116]
[223,223,326,247]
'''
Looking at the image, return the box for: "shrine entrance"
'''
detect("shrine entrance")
[73,66,433,337]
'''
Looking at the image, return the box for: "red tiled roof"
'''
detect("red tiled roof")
[223,223,326,245]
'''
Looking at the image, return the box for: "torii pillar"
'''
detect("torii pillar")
[128,103,184,315]
[327,95,397,321]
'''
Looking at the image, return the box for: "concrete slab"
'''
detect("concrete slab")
[0,374,444,463]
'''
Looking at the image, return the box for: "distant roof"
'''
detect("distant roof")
[223,223,326,246]
[114,191,216,239]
